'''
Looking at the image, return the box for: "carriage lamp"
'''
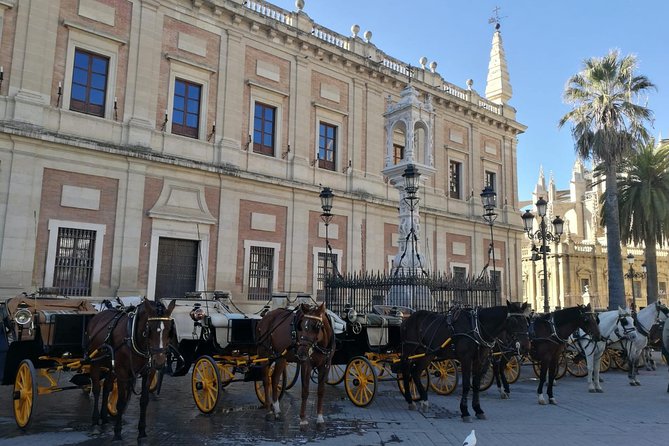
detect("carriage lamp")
[190,303,206,321]
[521,196,564,314]
[14,303,33,325]
[346,307,357,321]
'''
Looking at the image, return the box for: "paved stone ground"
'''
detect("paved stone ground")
[0,355,668,446]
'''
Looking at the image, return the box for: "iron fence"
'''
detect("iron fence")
[324,271,499,316]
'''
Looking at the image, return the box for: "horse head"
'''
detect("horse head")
[577,303,601,341]
[615,306,637,341]
[505,300,531,354]
[142,299,176,369]
[655,300,669,321]
[295,303,326,362]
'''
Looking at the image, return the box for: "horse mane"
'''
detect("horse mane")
[551,306,581,326]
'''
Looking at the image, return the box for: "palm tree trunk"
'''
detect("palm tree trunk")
[604,163,626,310]
[644,242,658,305]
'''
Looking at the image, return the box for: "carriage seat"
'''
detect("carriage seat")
[364,312,403,327]
[326,310,345,335]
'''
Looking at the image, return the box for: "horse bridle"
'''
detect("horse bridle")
[502,312,530,354]
[613,312,636,340]
[130,310,174,366]
[296,313,324,353]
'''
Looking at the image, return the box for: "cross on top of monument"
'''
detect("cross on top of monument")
[488,6,507,30]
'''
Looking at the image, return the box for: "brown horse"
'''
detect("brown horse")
[400,301,531,421]
[256,303,334,427]
[530,304,600,405]
[86,298,175,443]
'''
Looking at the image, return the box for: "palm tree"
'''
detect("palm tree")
[617,140,669,305]
[559,50,655,310]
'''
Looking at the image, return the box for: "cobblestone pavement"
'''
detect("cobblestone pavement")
[1,356,668,446]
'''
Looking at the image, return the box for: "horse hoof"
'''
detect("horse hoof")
[265,413,275,421]
[500,392,509,400]
[595,388,604,393]
[476,413,487,420]
[635,381,641,386]
[588,388,596,393]
[408,402,417,411]
[91,425,101,435]
[538,397,547,405]
[418,401,430,412]
[462,416,472,423]
[549,398,557,405]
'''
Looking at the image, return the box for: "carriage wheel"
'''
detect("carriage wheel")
[478,362,494,391]
[600,349,611,373]
[106,379,118,417]
[326,364,345,385]
[532,360,541,378]
[556,353,568,379]
[611,349,630,371]
[13,359,37,429]
[505,356,521,384]
[344,356,377,407]
[566,352,588,378]
[192,356,221,414]
[254,363,287,404]
[284,362,300,390]
[396,368,430,401]
[217,364,235,388]
[428,359,459,395]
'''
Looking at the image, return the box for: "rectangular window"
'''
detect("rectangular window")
[70,48,109,117]
[248,246,274,300]
[253,102,276,156]
[316,252,338,301]
[490,270,502,290]
[453,266,467,282]
[485,171,497,192]
[449,161,462,199]
[393,144,404,165]
[659,282,667,297]
[171,78,201,139]
[53,227,96,296]
[580,278,590,294]
[318,122,337,171]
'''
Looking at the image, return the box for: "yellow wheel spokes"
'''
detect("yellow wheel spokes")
[428,359,458,395]
[505,356,521,384]
[13,360,36,429]
[344,357,377,407]
[192,356,220,414]
[326,364,345,385]
[218,364,234,387]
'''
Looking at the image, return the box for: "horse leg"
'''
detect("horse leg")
[315,363,327,427]
[137,373,150,443]
[459,359,472,422]
[410,358,429,412]
[547,355,558,405]
[272,359,286,420]
[113,380,129,442]
[471,354,486,419]
[593,348,603,392]
[261,365,273,420]
[90,365,102,429]
[499,357,510,398]
[586,348,596,393]
[400,359,415,409]
[99,372,114,427]
[537,358,547,405]
[299,362,311,427]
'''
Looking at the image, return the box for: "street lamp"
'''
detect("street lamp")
[394,164,424,275]
[319,186,335,295]
[521,196,564,313]
[624,253,646,310]
[480,185,498,303]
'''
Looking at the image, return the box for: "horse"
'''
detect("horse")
[256,302,334,427]
[530,304,600,405]
[490,307,533,399]
[662,318,669,392]
[624,300,669,385]
[399,300,531,422]
[642,320,663,371]
[86,298,176,443]
[570,307,636,393]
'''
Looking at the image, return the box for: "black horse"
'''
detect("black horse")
[529,304,600,405]
[399,300,531,421]
[490,309,532,399]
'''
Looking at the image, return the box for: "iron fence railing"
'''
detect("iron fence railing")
[324,271,499,316]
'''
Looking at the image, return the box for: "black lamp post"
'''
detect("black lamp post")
[624,253,646,309]
[319,186,334,293]
[480,185,498,303]
[521,196,564,313]
[394,164,423,275]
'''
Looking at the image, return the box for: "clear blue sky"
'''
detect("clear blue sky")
[270,0,669,202]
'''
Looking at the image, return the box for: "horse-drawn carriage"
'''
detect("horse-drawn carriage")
[0,288,98,428]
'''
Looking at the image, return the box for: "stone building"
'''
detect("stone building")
[521,159,669,311]
[0,0,526,309]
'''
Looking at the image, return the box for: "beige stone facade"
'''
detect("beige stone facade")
[0,0,526,310]
[521,161,669,311]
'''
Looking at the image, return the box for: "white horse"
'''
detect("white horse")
[572,307,636,393]
[625,300,669,386]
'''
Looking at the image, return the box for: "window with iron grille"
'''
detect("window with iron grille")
[316,252,338,301]
[172,78,201,138]
[53,227,96,296]
[393,144,404,165]
[450,161,462,199]
[70,48,109,117]
[318,122,336,171]
[453,266,467,282]
[485,170,497,192]
[248,246,274,300]
[253,102,276,156]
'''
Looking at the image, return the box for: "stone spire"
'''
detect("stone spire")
[484,25,513,105]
